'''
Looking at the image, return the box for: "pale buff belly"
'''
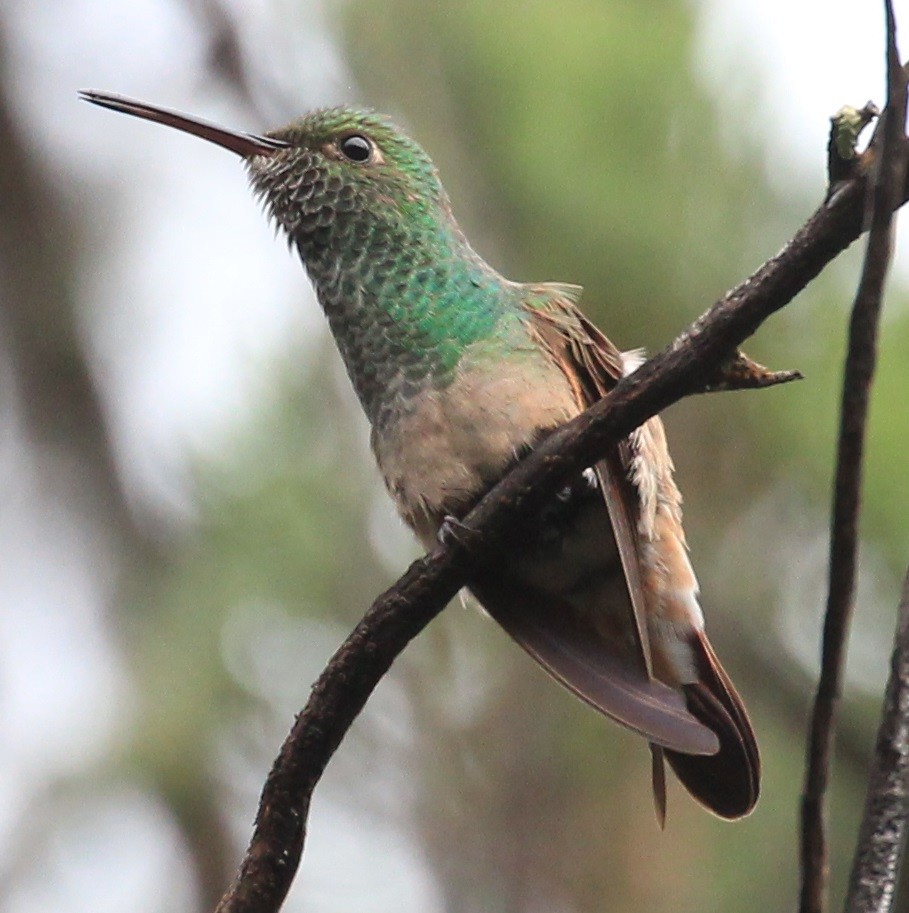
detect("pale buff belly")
[372,352,578,546]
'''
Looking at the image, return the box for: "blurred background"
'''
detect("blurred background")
[2,0,908,911]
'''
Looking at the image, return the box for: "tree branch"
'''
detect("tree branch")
[799,9,909,913]
[214,74,909,913]
[844,568,909,913]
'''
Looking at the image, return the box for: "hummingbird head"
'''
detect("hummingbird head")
[80,90,506,421]
[247,107,452,257]
[79,91,453,263]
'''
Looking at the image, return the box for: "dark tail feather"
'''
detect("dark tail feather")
[664,632,760,819]
[469,579,721,756]
[651,745,667,829]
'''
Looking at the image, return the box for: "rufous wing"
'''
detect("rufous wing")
[508,285,760,819]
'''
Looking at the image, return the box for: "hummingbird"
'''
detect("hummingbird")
[80,90,760,820]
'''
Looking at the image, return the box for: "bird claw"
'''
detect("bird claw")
[555,485,573,503]
[437,514,476,548]
[555,468,596,503]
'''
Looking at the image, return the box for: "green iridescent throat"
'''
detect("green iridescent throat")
[292,215,518,426]
[246,108,529,427]
[309,219,520,427]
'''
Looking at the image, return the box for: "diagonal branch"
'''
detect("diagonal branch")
[799,9,909,913]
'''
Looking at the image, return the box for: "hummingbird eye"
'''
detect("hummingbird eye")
[339,134,374,163]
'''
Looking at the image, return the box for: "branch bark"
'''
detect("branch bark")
[844,568,909,913]
[800,9,909,913]
[213,75,909,913]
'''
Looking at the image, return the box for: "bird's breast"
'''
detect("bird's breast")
[372,347,578,545]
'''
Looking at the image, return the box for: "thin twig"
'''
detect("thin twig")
[799,8,909,913]
[844,568,909,913]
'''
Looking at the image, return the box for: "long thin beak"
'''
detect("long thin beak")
[79,90,290,158]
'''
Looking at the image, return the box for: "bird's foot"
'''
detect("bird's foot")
[437,514,476,548]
